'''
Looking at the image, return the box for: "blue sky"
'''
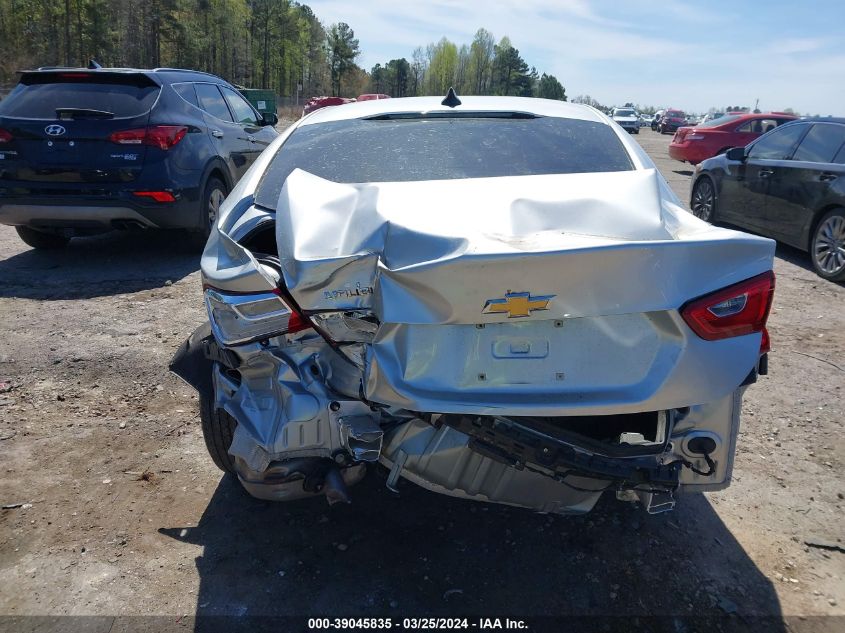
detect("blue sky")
[307,0,845,115]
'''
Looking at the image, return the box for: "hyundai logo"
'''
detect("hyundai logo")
[45,124,66,137]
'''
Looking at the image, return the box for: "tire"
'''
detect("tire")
[199,382,238,474]
[810,208,845,282]
[15,226,70,250]
[633,128,639,134]
[200,176,228,240]
[691,177,717,223]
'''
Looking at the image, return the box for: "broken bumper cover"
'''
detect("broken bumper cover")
[173,328,744,514]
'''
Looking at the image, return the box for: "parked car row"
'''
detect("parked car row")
[302,93,390,116]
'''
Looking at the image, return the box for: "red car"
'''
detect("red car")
[658,109,686,134]
[669,112,798,164]
[357,93,390,101]
[302,96,355,116]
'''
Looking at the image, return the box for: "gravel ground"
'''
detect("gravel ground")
[0,126,842,630]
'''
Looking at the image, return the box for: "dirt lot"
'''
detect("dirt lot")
[0,127,843,630]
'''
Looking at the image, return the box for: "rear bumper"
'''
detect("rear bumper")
[0,194,200,230]
[668,143,711,163]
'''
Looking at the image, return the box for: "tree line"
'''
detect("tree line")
[369,29,566,100]
[0,0,338,98]
[0,1,567,102]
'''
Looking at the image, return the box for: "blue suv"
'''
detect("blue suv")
[0,67,278,249]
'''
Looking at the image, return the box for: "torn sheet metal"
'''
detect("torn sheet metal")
[275,169,774,414]
[275,168,774,324]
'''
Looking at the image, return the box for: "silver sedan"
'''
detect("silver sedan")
[172,95,775,515]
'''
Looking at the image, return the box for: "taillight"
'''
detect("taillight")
[109,125,187,150]
[681,271,775,350]
[0,128,12,143]
[133,191,176,203]
[204,287,309,346]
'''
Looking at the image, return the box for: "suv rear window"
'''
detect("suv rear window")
[255,115,633,210]
[0,73,160,119]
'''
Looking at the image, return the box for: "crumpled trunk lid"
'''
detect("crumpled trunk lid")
[276,169,774,415]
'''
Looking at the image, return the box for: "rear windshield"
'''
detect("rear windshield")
[255,115,633,210]
[698,114,742,128]
[0,74,160,119]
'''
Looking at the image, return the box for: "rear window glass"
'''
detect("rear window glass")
[0,75,159,119]
[195,83,233,122]
[748,123,807,160]
[698,114,742,128]
[792,123,845,163]
[255,116,633,210]
[173,82,199,108]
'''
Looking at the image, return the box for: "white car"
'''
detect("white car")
[611,107,640,134]
[172,95,775,516]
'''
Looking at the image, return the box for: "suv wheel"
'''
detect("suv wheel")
[201,177,227,238]
[811,208,845,282]
[15,226,70,250]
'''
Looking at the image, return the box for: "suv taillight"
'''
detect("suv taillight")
[204,287,310,346]
[681,271,775,352]
[109,125,187,150]
[0,128,12,143]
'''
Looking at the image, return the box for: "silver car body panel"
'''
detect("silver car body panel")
[193,96,774,514]
[274,168,772,415]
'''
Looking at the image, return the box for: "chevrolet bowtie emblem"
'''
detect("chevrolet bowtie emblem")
[483,292,555,318]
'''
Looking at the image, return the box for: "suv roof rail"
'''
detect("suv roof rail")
[36,65,78,71]
[152,67,223,79]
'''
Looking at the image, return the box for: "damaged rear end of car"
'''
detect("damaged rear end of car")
[171,97,775,515]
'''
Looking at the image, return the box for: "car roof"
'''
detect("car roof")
[20,67,229,86]
[799,117,845,125]
[299,96,608,126]
[729,112,799,120]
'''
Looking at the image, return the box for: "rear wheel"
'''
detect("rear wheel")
[15,226,70,250]
[199,380,237,474]
[811,208,845,282]
[201,177,227,239]
[691,177,716,223]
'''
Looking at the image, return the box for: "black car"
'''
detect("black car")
[0,67,279,249]
[650,111,663,131]
[690,118,845,281]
